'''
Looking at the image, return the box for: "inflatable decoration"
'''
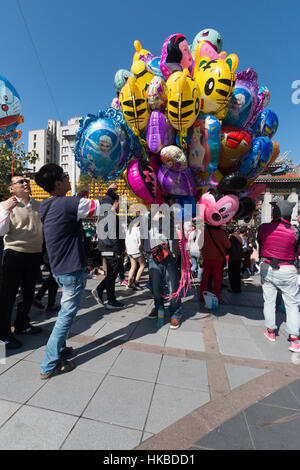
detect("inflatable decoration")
[188,115,221,173]
[131,59,155,92]
[157,165,197,196]
[166,69,200,132]
[239,183,266,199]
[120,76,150,133]
[258,86,270,109]
[219,126,252,170]
[147,76,168,111]
[146,111,175,154]
[125,157,162,204]
[193,41,227,75]
[267,141,280,167]
[114,69,131,94]
[192,169,223,193]
[160,34,194,80]
[223,68,264,130]
[149,153,161,171]
[191,29,223,55]
[251,109,279,139]
[217,172,248,194]
[238,136,273,181]
[200,190,239,226]
[160,145,187,171]
[172,195,197,219]
[234,197,256,220]
[194,54,238,120]
[0,76,24,149]
[131,40,151,68]
[74,108,141,181]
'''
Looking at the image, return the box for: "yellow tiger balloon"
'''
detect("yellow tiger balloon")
[194,54,239,120]
[131,40,151,67]
[166,69,200,131]
[131,59,155,92]
[119,76,150,131]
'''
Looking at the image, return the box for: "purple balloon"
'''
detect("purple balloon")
[146,111,175,154]
[157,165,197,196]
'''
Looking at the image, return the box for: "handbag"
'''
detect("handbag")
[150,243,172,264]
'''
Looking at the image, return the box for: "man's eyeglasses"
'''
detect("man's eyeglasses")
[13,178,30,185]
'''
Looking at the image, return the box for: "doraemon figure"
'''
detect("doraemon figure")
[0,76,23,149]
[191,29,223,55]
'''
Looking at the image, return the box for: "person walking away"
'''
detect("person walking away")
[0,173,43,349]
[258,200,300,352]
[92,184,125,309]
[186,222,202,283]
[125,219,146,290]
[200,224,231,303]
[227,225,243,293]
[35,163,102,378]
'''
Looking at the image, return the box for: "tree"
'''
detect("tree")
[0,142,38,200]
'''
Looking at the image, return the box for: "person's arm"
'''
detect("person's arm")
[0,197,18,236]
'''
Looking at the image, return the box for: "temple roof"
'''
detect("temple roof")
[257,165,300,183]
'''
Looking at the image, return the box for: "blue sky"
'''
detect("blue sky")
[2,0,300,165]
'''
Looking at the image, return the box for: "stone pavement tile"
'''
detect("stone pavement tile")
[0,360,44,403]
[246,325,292,363]
[61,418,142,450]
[157,356,209,392]
[83,375,154,430]
[129,319,169,346]
[4,334,49,361]
[214,321,254,340]
[0,399,22,427]
[165,329,205,352]
[94,321,138,342]
[194,411,253,450]
[259,386,300,410]
[288,379,300,405]
[145,384,210,434]
[28,368,104,416]
[179,317,204,332]
[0,405,77,450]
[217,335,266,360]
[24,340,80,364]
[0,356,21,376]
[224,363,269,391]
[109,349,162,382]
[73,344,121,374]
[244,402,300,450]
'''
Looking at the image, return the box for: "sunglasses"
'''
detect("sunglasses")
[13,178,30,185]
[61,173,69,180]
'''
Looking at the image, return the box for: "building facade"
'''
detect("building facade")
[28,117,82,186]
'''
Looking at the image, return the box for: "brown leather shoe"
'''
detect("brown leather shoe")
[170,318,180,329]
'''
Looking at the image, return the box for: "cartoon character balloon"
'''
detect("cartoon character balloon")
[191,29,223,55]
[188,115,221,173]
[74,108,142,181]
[238,136,273,181]
[218,126,252,171]
[160,34,193,80]
[120,76,150,133]
[194,54,238,120]
[125,158,162,204]
[146,111,175,154]
[157,165,197,196]
[251,109,279,139]
[0,76,24,149]
[200,190,239,226]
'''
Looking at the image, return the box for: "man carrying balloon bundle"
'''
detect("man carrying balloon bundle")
[35,163,104,379]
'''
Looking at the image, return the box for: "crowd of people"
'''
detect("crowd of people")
[0,162,300,380]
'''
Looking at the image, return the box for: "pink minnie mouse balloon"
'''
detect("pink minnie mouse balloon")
[160,33,193,80]
[157,165,196,196]
[200,190,239,226]
[126,158,162,204]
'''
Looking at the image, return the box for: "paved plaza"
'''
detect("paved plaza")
[1,273,300,450]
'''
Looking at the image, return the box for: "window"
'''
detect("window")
[62,147,68,153]
[62,130,68,135]
[62,163,68,170]
[33,142,36,149]
[34,134,36,140]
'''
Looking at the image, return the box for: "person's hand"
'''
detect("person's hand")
[2,196,18,212]
[77,189,89,198]
[108,183,118,191]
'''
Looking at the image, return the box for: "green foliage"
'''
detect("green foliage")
[0,142,38,200]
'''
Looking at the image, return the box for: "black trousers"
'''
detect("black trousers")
[0,250,41,338]
[96,255,121,302]
[228,259,242,292]
[35,265,58,308]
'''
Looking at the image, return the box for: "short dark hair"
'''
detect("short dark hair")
[6,172,24,186]
[227,224,235,234]
[35,163,64,193]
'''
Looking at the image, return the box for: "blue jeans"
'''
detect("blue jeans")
[260,262,300,336]
[148,256,182,319]
[41,271,87,374]
[190,252,202,282]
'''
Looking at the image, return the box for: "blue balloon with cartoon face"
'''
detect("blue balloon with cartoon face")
[75,108,142,181]
[238,136,273,181]
[251,109,279,139]
[0,75,23,149]
[191,29,223,55]
[223,88,253,129]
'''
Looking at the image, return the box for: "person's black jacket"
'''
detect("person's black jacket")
[97,189,122,255]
